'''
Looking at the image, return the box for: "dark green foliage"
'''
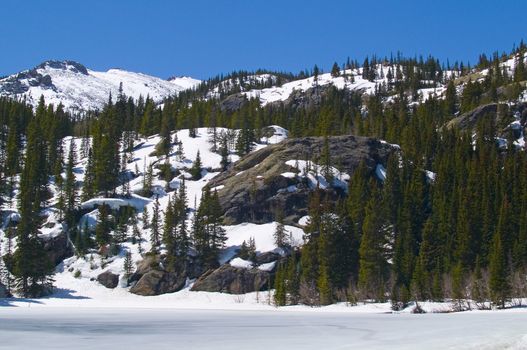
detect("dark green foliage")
[150,196,161,250]
[190,151,202,180]
[358,191,389,301]
[11,97,55,297]
[193,188,226,269]
[489,233,510,308]
[330,62,340,78]
[95,204,112,247]
[123,251,133,283]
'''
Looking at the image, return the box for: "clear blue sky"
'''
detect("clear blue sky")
[1,0,526,79]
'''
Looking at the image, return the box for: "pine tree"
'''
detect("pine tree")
[95,204,112,247]
[358,194,388,301]
[0,254,12,297]
[141,206,150,230]
[81,147,96,201]
[175,178,189,259]
[219,137,230,171]
[163,195,176,252]
[313,64,320,85]
[320,136,333,183]
[274,221,288,248]
[331,62,340,78]
[208,190,227,259]
[444,80,457,116]
[142,161,154,197]
[286,251,300,304]
[174,134,184,161]
[191,151,202,180]
[123,251,133,284]
[274,263,287,306]
[64,138,77,226]
[489,233,510,308]
[2,228,15,295]
[247,237,256,262]
[150,196,161,250]
[12,96,54,297]
[193,188,226,268]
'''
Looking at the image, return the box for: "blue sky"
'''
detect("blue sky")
[1,0,526,79]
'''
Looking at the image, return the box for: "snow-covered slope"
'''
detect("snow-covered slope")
[0,125,298,303]
[242,66,455,106]
[0,60,201,112]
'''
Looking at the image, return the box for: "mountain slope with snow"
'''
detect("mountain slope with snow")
[0,60,201,112]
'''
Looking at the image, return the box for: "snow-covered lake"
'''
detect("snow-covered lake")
[0,307,526,350]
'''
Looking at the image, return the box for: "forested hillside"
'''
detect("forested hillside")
[1,41,527,311]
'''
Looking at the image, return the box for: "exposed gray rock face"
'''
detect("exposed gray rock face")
[97,271,119,289]
[220,93,248,113]
[129,254,202,296]
[446,103,501,130]
[207,135,396,225]
[130,270,186,296]
[36,60,89,75]
[444,102,527,146]
[254,252,282,265]
[0,61,86,95]
[42,231,74,267]
[191,265,273,294]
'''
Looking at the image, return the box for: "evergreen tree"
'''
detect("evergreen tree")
[274,262,287,306]
[489,233,510,308]
[320,136,333,183]
[150,196,161,250]
[219,137,230,171]
[95,204,112,247]
[274,220,288,248]
[358,193,388,301]
[331,62,340,77]
[81,148,96,201]
[12,96,54,297]
[64,138,77,226]
[193,188,226,268]
[191,151,202,180]
[123,251,133,284]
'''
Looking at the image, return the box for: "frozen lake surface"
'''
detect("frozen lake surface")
[1,307,527,349]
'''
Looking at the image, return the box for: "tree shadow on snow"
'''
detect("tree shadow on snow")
[46,288,91,300]
[0,297,44,307]
[0,288,90,307]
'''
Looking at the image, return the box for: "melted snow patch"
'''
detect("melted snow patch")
[257,261,276,272]
[223,222,304,253]
[261,125,289,144]
[285,159,350,190]
[425,170,436,182]
[80,195,150,211]
[210,185,225,192]
[298,215,311,226]
[230,257,253,269]
[280,172,297,178]
[375,164,387,181]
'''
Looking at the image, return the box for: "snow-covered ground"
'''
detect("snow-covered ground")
[242,65,452,106]
[1,307,526,350]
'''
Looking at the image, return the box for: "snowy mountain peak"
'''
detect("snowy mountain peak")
[36,60,89,75]
[0,61,201,112]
